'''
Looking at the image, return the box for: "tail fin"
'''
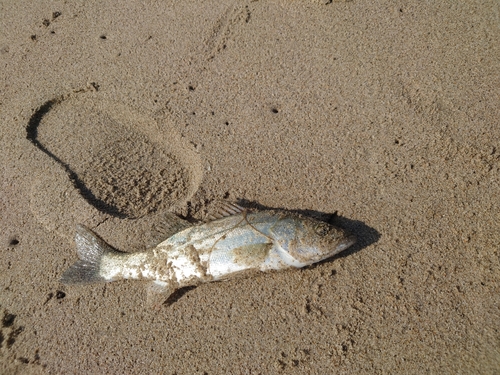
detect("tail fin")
[60,224,117,284]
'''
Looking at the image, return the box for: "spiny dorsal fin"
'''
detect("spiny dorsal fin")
[205,201,246,222]
[147,212,192,249]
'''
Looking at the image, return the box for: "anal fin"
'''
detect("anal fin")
[146,281,174,310]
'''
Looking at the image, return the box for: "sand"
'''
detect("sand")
[1,0,499,373]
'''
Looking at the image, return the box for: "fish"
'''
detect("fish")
[60,202,356,304]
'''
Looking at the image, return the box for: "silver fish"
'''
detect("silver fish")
[61,203,356,304]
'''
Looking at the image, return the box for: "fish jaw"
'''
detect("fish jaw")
[334,235,357,255]
[291,230,356,265]
[263,242,310,269]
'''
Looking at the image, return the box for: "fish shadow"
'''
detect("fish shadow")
[163,286,197,307]
[236,199,380,259]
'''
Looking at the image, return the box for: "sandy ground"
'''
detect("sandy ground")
[1,0,499,374]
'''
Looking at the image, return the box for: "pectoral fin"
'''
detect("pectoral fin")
[232,243,273,267]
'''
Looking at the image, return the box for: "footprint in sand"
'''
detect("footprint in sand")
[27,88,202,239]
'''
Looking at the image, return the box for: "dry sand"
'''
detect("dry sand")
[1,0,499,374]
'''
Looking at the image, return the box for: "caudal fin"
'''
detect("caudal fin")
[60,224,117,284]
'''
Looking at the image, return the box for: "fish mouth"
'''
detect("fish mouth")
[337,235,356,252]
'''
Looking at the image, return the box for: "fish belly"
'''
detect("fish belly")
[144,213,289,284]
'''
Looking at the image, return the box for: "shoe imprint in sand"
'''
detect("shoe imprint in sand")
[27,89,202,235]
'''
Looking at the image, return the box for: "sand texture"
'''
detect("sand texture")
[1,0,499,374]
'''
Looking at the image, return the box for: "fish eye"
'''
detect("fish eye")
[315,225,329,236]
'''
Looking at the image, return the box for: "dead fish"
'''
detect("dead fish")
[61,202,356,304]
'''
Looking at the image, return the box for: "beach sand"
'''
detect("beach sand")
[1,0,499,373]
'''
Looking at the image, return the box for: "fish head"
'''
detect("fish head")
[272,214,356,266]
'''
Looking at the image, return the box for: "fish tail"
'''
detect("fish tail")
[60,224,118,284]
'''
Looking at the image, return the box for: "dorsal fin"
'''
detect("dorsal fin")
[146,212,192,249]
[205,201,246,222]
